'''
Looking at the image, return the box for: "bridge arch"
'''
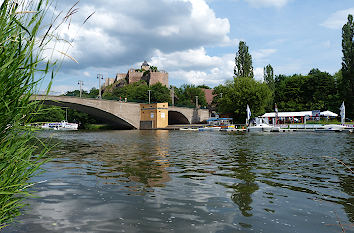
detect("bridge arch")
[168,110,190,125]
[38,100,135,129]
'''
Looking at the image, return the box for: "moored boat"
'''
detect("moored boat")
[41,121,78,131]
[199,117,234,132]
[315,124,347,132]
[247,123,273,132]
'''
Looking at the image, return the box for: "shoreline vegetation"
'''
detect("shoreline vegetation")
[0,0,52,228]
[0,0,85,229]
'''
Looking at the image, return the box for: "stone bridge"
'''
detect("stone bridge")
[30,95,210,129]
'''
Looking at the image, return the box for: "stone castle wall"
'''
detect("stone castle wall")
[103,63,169,89]
[127,69,144,84]
[115,73,126,82]
[149,71,168,86]
[103,78,115,87]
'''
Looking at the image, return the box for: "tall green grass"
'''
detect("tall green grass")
[0,0,56,228]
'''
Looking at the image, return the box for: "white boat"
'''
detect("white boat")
[198,126,221,131]
[316,124,347,132]
[247,117,274,132]
[42,121,78,131]
[247,123,273,132]
[179,127,198,131]
[199,117,234,132]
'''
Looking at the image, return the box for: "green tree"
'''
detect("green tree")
[197,84,211,89]
[64,89,88,97]
[264,64,275,91]
[31,106,65,122]
[214,77,272,122]
[150,82,171,103]
[341,14,354,118]
[88,87,99,98]
[274,74,306,111]
[264,64,275,111]
[234,41,254,78]
[175,84,207,108]
[274,69,339,112]
[103,81,170,103]
[304,69,338,111]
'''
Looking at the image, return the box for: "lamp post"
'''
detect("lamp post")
[220,93,223,98]
[195,96,199,109]
[97,74,103,99]
[171,86,175,106]
[148,90,151,104]
[78,80,83,98]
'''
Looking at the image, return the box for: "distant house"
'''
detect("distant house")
[103,61,169,88]
[202,88,215,107]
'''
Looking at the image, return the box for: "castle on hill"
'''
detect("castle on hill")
[103,61,169,88]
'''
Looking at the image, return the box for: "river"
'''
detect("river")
[3,130,354,233]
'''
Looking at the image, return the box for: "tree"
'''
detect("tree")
[197,84,211,89]
[31,106,65,122]
[175,84,207,108]
[304,69,338,111]
[214,77,272,123]
[264,64,275,111]
[88,87,99,98]
[273,69,339,112]
[150,83,171,103]
[264,64,274,90]
[103,81,170,103]
[64,89,88,97]
[341,14,354,118]
[234,41,254,78]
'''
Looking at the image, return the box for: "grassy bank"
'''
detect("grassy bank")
[0,0,58,229]
[83,124,113,130]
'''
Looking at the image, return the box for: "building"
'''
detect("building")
[201,88,215,107]
[140,103,168,129]
[103,61,169,88]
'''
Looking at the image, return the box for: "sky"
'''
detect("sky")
[38,0,354,94]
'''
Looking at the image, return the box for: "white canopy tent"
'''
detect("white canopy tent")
[320,111,338,117]
[260,110,338,124]
[261,111,312,118]
[261,110,338,118]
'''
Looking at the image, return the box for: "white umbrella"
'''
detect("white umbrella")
[320,110,338,117]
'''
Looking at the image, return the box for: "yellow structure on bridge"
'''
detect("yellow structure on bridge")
[140,103,168,129]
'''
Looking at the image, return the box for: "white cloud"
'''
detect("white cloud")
[321,8,354,29]
[254,67,264,81]
[50,0,232,72]
[244,0,290,8]
[148,47,234,86]
[252,49,277,61]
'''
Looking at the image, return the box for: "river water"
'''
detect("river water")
[3,130,354,233]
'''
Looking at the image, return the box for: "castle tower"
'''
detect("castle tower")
[141,60,150,71]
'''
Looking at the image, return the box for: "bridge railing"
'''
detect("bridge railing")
[51,94,208,109]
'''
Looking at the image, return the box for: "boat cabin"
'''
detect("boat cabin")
[207,117,233,126]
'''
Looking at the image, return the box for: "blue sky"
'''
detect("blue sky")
[39,0,354,94]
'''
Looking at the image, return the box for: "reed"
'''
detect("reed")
[0,0,57,228]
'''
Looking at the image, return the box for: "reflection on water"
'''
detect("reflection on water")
[3,130,354,233]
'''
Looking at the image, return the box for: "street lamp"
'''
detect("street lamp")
[97,74,103,99]
[170,86,175,106]
[78,80,83,98]
[148,90,151,104]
